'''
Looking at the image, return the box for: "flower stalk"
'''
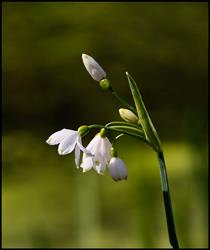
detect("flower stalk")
[108,85,137,115]
[126,71,179,248]
[157,151,179,249]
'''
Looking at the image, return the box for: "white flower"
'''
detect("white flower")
[82,53,106,82]
[81,133,112,174]
[108,157,128,181]
[46,129,89,167]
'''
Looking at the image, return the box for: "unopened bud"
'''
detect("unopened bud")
[119,108,138,123]
[108,157,128,181]
[82,53,106,82]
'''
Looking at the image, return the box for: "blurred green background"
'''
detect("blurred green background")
[2,2,208,248]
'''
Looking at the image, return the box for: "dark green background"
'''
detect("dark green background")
[2,2,208,248]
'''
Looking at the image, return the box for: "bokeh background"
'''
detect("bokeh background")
[2,2,208,248]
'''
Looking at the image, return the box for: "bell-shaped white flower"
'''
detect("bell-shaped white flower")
[81,132,112,174]
[82,53,106,82]
[46,128,89,167]
[108,157,128,181]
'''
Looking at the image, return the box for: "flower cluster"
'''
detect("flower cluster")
[46,53,179,248]
[46,127,127,181]
[46,54,131,181]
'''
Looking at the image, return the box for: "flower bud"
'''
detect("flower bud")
[108,157,128,181]
[82,53,106,82]
[119,108,138,123]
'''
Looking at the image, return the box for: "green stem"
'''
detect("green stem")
[108,86,137,115]
[88,124,105,129]
[157,151,179,249]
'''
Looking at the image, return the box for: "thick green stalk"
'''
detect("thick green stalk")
[157,151,179,249]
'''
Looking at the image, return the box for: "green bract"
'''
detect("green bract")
[126,72,162,153]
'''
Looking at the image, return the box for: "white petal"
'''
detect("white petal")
[46,129,76,145]
[92,145,107,174]
[104,136,112,149]
[76,136,93,156]
[58,132,78,155]
[83,134,112,175]
[108,157,128,181]
[94,161,106,175]
[108,159,119,181]
[82,54,106,82]
[86,134,101,153]
[117,158,128,179]
[100,137,112,162]
[81,155,94,172]
[75,144,81,168]
[108,170,118,181]
[92,139,102,162]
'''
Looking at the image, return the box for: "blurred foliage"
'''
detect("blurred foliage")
[2,133,208,248]
[2,2,208,248]
[2,2,208,141]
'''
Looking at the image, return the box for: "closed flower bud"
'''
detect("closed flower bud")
[82,53,106,82]
[108,157,128,181]
[119,108,138,123]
